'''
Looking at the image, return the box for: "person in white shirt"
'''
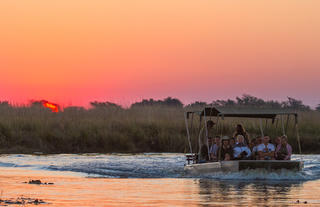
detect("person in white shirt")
[233,135,251,160]
[251,136,262,160]
[257,136,275,160]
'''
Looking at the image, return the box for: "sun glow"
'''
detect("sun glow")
[42,101,59,112]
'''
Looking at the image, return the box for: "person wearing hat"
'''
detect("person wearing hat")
[219,136,233,161]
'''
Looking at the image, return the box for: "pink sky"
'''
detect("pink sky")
[0,1,319,107]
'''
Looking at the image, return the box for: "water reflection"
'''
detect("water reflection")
[196,179,303,206]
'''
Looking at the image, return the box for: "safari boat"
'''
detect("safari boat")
[183,107,304,174]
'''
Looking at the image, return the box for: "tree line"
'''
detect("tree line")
[90,94,319,111]
[0,94,319,112]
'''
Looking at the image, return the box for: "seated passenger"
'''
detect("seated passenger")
[275,135,292,160]
[233,135,251,160]
[219,136,233,161]
[257,136,275,160]
[273,136,281,148]
[251,137,262,160]
[249,138,257,159]
[249,138,256,151]
[224,153,231,161]
[198,120,215,162]
[229,137,236,148]
[208,137,214,149]
[233,124,250,145]
[209,136,221,161]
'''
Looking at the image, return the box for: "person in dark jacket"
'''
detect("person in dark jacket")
[233,124,250,145]
[219,136,234,161]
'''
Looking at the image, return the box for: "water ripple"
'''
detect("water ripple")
[0,154,319,180]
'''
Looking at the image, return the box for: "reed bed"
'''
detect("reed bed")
[0,105,319,154]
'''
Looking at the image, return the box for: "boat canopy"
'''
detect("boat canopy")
[187,107,298,119]
[184,106,302,158]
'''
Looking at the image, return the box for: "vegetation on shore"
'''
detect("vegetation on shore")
[0,95,319,154]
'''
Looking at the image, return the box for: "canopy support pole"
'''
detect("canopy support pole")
[259,118,264,138]
[281,115,285,135]
[197,116,203,161]
[218,114,224,161]
[275,118,279,133]
[184,112,193,153]
[203,110,211,161]
[285,114,290,135]
[294,115,302,159]
[265,119,268,131]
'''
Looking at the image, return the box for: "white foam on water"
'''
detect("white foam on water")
[0,153,319,181]
[189,169,310,181]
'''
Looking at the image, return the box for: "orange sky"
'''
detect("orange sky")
[0,0,319,107]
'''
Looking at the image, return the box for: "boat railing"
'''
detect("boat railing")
[185,153,197,165]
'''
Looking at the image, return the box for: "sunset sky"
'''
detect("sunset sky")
[1,1,319,107]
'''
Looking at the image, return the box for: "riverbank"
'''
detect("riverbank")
[0,106,319,154]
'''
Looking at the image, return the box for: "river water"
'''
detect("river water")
[0,154,319,206]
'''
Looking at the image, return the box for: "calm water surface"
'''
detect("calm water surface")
[0,154,319,206]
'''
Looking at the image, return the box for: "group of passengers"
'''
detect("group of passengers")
[199,121,292,162]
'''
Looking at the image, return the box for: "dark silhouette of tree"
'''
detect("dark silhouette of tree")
[63,106,86,113]
[131,97,183,108]
[90,101,123,110]
[163,97,183,107]
[315,104,320,112]
[30,100,43,107]
[235,94,265,107]
[185,101,207,108]
[0,101,9,107]
[282,97,310,111]
[29,100,51,112]
[212,99,236,107]
[184,94,311,111]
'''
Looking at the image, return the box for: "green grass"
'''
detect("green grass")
[0,105,319,154]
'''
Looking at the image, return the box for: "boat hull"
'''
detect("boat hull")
[184,160,304,174]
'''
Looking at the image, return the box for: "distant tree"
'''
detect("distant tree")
[282,97,310,111]
[29,100,60,112]
[185,101,207,108]
[316,104,320,112]
[30,100,43,107]
[192,94,311,111]
[90,101,123,110]
[162,97,183,107]
[235,94,265,107]
[131,97,183,108]
[212,99,236,107]
[29,100,51,112]
[0,101,10,107]
[63,106,86,113]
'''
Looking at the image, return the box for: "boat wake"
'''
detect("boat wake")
[188,169,310,181]
[0,154,319,181]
